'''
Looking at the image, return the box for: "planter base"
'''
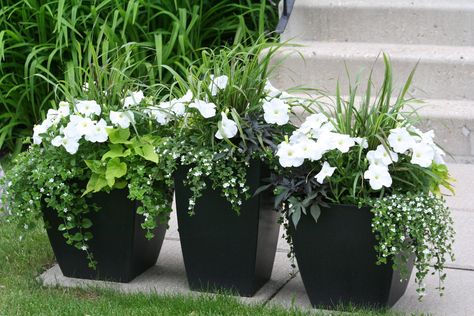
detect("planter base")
[174,160,280,297]
[291,204,414,309]
[43,189,168,283]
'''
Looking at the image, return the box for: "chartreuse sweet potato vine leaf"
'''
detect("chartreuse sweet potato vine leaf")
[105,158,127,187]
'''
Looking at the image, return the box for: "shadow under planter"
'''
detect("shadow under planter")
[174,160,280,297]
[290,204,414,309]
[43,189,168,283]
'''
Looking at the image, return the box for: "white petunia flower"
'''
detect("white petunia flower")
[354,137,369,149]
[189,100,216,118]
[432,145,446,164]
[209,75,229,96]
[75,100,101,117]
[58,101,71,118]
[332,134,356,153]
[276,142,304,168]
[294,137,323,161]
[264,80,280,98]
[315,161,336,184]
[179,90,193,103]
[364,165,392,190]
[110,111,135,129]
[263,98,289,125]
[74,117,95,136]
[388,127,416,153]
[411,142,435,167]
[289,130,308,144]
[32,124,48,145]
[51,135,80,154]
[85,119,109,143]
[215,112,238,139]
[299,113,328,134]
[122,90,144,108]
[63,116,83,140]
[367,145,399,166]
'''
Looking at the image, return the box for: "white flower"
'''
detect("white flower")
[433,145,446,164]
[332,134,355,153]
[264,80,280,98]
[215,112,238,139]
[123,90,144,108]
[364,165,392,190]
[32,124,48,145]
[263,98,289,125]
[299,113,328,134]
[45,109,61,126]
[179,90,193,103]
[58,101,71,118]
[51,135,80,154]
[367,145,399,166]
[388,127,416,153]
[85,119,109,143]
[315,161,336,184]
[411,143,435,167]
[294,137,323,161]
[209,75,229,96]
[354,137,369,149]
[110,111,135,129]
[75,100,101,117]
[276,142,304,168]
[74,117,95,136]
[289,130,308,144]
[63,116,83,140]
[189,100,216,118]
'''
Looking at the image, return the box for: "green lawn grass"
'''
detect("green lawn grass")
[0,219,401,315]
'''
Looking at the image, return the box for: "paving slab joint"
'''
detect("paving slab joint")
[263,270,299,306]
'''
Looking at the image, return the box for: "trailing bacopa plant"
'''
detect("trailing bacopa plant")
[145,43,301,213]
[271,55,455,298]
[1,61,175,267]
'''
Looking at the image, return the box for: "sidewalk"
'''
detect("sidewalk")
[40,163,474,315]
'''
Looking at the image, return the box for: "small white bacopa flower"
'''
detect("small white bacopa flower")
[315,161,336,184]
[75,100,101,117]
[215,112,238,139]
[110,111,135,129]
[388,127,416,153]
[209,75,229,96]
[411,142,435,167]
[263,98,289,125]
[189,100,216,118]
[364,164,393,190]
[122,90,145,108]
[276,142,304,168]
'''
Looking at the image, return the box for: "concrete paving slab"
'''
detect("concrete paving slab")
[39,238,295,305]
[445,164,474,212]
[270,268,474,316]
[448,210,474,270]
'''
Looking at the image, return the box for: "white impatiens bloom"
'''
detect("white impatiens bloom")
[58,101,71,118]
[209,75,229,96]
[388,127,416,153]
[85,119,108,143]
[276,142,304,168]
[411,142,435,167]
[189,100,216,118]
[110,111,135,129]
[75,100,101,117]
[51,135,80,154]
[215,112,238,139]
[315,161,336,184]
[364,165,392,190]
[263,98,289,125]
[122,90,144,108]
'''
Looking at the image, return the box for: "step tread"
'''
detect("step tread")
[280,41,474,63]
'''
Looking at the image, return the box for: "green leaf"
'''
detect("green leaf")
[81,218,93,229]
[114,179,128,189]
[105,158,127,187]
[139,144,159,163]
[83,173,108,196]
[85,160,105,174]
[291,207,301,228]
[310,203,321,223]
[102,144,131,161]
[107,128,131,144]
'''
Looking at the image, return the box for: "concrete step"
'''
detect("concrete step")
[270,41,474,101]
[283,0,474,46]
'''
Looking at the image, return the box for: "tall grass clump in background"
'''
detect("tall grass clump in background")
[0,0,280,161]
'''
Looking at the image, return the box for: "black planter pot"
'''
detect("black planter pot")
[42,189,167,283]
[174,160,280,297]
[290,204,414,309]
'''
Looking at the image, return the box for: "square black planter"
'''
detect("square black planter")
[290,204,414,309]
[43,189,168,283]
[174,159,280,297]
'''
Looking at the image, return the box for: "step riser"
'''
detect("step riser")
[283,1,474,46]
[271,52,474,101]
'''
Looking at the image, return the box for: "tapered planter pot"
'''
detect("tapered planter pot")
[174,160,280,297]
[290,204,414,308]
[42,188,168,283]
